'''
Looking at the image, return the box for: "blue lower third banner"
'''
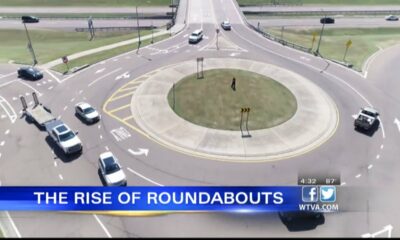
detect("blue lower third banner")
[0,186,338,212]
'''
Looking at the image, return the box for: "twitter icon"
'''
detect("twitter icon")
[320,186,336,202]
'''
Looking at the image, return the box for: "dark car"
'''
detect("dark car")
[17,67,43,80]
[279,211,323,223]
[320,17,335,24]
[21,15,39,23]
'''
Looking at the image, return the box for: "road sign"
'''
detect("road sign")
[346,39,352,48]
[62,56,68,64]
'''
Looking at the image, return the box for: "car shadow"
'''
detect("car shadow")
[354,119,380,137]
[45,135,81,163]
[97,168,108,186]
[279,213,325,232]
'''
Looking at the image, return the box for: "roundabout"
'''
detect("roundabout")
[130,58,339,162]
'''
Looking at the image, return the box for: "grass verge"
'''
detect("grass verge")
[0,0,171,7]
[265,27,400,70]
[51,34,170,73]
[0,29,154,65]
[167,69,297,131]
[238,0,400,5]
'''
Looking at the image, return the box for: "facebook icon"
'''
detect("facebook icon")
[302,186,318,202]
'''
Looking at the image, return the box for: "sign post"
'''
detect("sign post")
[216,28,220,50]
[62,56,69,72]
[311,32,317,50]
[343,39,352,62]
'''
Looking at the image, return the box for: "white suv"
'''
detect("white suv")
[98,152,127,186]
[189,29,203,44]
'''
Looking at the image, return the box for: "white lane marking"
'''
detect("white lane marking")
[25,93,29,96]
[110,127,131,142]
[394,118,400,132]
[36,83,41,86]
[0,79,16,88]
[0,96,17,123]
[42,81,47,85]
[126,167,163,186]
[183,34,189,38]
[18,81,42,97]
[63,106,68,111]
[362,225,393,238]
[1,115,6,119]
[48,79,52,83]
[5,211,22,238]
[70,98,75,103]
[128,148,149,157]
[0,72,16,80]
[28,101,33,106]
[93,214,112,238]
[0,153,2,159]
[88,68,122,87]
[57,115,61,120]
[5,129,10,135]
[0,141,5,146]
[12,97,17,101]
[79,90,83,95]
[48,86,53,90]
[115,72,130,81]
[58,174,63,180]
[341,182,346,186]
[95,68,106,74]
[45,69,61,83]
[355,174,362,178]
[376,155,380,159]
[381,144,384,149]
[54,161,58,167]
[368,164,373,170]
[105,146,109,151]
[98,125,101,129]
[100,135,103,140]
[232,26,387,140]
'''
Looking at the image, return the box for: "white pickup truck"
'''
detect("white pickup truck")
[45,120,82,155]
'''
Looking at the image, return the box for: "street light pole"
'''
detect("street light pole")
[136,5,141,53]
[315,10,326,56]
[23,22,38,66]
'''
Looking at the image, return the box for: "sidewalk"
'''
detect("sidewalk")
[40,1,187,70]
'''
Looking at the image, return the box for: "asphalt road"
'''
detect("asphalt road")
[248,17,400,28]
[0,0,399,237]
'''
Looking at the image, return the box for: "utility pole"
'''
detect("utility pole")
[23,22,38,66]
[315,9,326,56]
[136,5,141,53]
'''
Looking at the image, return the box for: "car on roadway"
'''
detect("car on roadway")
[221,20,231,30]
[188,29,204,44]
[279,211,323,223]
[354,106,379,131]
[21,15,39,23]
[75,102,100,124]
[46,121,83,155]
[98,152,127,186]
[17,66,43,80]
[385,15,399,21]
[320,17,335,24]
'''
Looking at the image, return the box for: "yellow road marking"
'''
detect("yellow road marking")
[109,91,134,102]
[107,104,131,114]
[117,86,138,93]
[123,115,134,121]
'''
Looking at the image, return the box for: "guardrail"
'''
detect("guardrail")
[75,26,157,32]
[247,22,312,53]
[243,10,400,16]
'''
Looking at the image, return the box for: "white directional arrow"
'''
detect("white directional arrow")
[128,148,149,157]
[115,72,130,80]
[394,118,400,132]
[95,68,105,74]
